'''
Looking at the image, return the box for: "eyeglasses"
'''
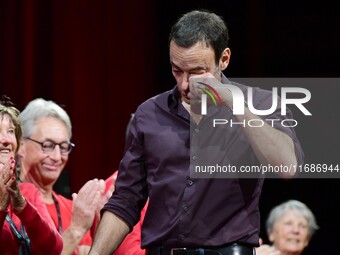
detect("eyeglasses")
[25,137,75,155]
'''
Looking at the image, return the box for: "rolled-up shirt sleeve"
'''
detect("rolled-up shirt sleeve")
[102,109,148,230]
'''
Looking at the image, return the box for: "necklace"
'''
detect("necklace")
[52,194,63,233]
[5,214,31,254]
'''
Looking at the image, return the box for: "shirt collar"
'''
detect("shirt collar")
[167,85,180,109]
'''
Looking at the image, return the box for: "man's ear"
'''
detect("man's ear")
[219,48,231,71]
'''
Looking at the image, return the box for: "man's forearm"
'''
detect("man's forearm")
[89,211,130,255]
[236,107,297,175]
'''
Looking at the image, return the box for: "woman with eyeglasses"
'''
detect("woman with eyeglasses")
[0,99,63,255]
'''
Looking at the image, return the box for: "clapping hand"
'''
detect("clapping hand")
[0,155,26,212]
[256,239,281,255]
[70,179,106,235]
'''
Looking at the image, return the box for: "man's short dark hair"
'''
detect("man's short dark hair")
[169,10,229,64]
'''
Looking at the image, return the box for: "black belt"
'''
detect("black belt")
[147,243,255,255]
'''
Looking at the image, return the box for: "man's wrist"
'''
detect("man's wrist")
[68,224,88,240]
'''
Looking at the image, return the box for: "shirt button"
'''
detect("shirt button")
[194,128,199,133]
[178,234,185,241]
[182,205,189,212]
[192,155,197,160]
[187,180,194,186]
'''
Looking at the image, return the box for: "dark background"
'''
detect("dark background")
[1,1,339,254]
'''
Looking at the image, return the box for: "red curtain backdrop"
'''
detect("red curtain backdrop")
[1,1,340,253]
[0,0,157,192]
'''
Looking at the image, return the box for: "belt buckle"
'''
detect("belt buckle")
[170,248,187,255]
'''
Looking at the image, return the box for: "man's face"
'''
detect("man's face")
[169,41,219,104]
[269,210,310,254]
[19,116,70,186]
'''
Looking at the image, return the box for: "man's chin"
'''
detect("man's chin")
[181,96,191,105]
[182,97,204,115]
[189,100,203,114]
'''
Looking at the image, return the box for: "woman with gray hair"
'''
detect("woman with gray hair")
[17,98,106,255]
[256,199,318,255]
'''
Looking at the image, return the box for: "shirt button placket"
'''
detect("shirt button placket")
[182,205,189,212]
[178,234,185,242]
[187,180,194,186]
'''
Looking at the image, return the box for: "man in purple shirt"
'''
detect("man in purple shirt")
[89,10,303,255]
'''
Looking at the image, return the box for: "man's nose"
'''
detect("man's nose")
[49,145,63,159]
[180,74,190,91]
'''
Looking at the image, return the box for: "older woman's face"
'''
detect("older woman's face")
[269,210,309,254]
[0,114,17,155]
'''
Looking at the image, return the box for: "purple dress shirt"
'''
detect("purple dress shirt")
[103,76,304,249]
